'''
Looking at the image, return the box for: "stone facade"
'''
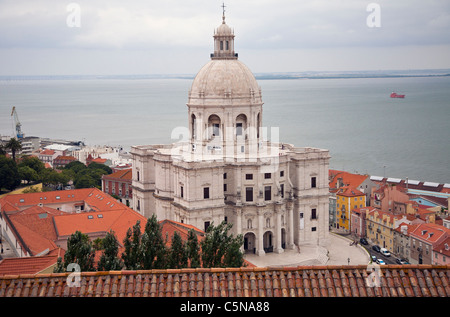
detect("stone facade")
[131,14,330,256]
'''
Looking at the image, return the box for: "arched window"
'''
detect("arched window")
[191,114,197,139]
[208,114,221,138]
[236,114,247,137]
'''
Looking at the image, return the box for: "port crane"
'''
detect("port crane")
[11,106,24,139]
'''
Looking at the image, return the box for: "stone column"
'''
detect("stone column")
[256,208,265,256]
[287,199,295,249]
[274,203,284,254]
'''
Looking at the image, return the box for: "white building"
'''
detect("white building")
[131,13,330,256]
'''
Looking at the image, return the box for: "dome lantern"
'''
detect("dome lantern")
[211,4,237,60]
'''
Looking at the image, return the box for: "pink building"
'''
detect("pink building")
[101,168,132,207]
[409,223,450,264]
[371,182,409,213]
[433,237,450,265]
[350,207,371,238]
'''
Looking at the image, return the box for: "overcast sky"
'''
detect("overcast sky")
[0,0,449,75]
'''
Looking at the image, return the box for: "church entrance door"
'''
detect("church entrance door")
[263,231,273,253]
[244,232,256,254]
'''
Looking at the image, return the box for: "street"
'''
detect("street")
[362,244,398,265]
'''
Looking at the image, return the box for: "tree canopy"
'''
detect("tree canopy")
[54,216,245,273]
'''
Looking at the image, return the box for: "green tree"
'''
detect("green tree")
[168,231,188,269]
[140,214,167,269]
[54,231,96,272]
[0,155,21,191]
[0,144,6,156]
[18,166,38,184]
[97,230,123,271]
[87,161,112,174]
[74,174,96,188]
[201,221,244,268]
[223,233,245,268]
[122,220,143,270]
[5,138,22,162]
[18,156,45,175]
[186,229,201,268]
[64,160,86,173]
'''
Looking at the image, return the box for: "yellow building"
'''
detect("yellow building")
[336,186,366,230]
[366,209,402,252]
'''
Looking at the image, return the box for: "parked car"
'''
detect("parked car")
[360,238,368,245]
[376,258,386,265]
[380,248,391,257]
[396,258,410,265]
[372,245,381,252]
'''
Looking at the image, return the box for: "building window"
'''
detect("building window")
[204,221,210,232]
[236,123,243,136]
[264,186,271,201]
[180,186,184,198]
[137,171,140,181]
[223,173,227,179]
[311,177,317,188]
[213,123,220,136]
[264,173,271,179]
[312,227,317,231]
[246,187,253,202]
[280,184,284,198]
[280,171,284,177]
[245,174,253,180]
[204,187,210,199]
[224,184,227,192]
[311,208,317,219]
[220,41,223,50]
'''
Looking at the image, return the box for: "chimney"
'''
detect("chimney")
[401,225,407,235]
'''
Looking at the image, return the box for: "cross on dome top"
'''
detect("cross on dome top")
[221,2,226,23]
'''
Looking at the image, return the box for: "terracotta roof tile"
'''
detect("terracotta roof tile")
[1,265,449,297]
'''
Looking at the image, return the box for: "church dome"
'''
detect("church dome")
[188,59,262,106]
[216,21,232,35]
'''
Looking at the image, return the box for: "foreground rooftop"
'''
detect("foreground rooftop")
[0,265,449,297]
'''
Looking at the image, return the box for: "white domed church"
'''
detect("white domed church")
[131,11,330,256]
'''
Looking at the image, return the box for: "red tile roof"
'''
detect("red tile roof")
[0,250,63,276]
[39,149,55,156]
[410,223,450,244]
[5,205,66,255]
[0,265,448,297]
[329,170,368,189]
[54,155,77,161]
[0,188,146,256]
[336,186,365,197]
[0,188,129,212]
[103,168,132,181]
[53,208,146,244]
